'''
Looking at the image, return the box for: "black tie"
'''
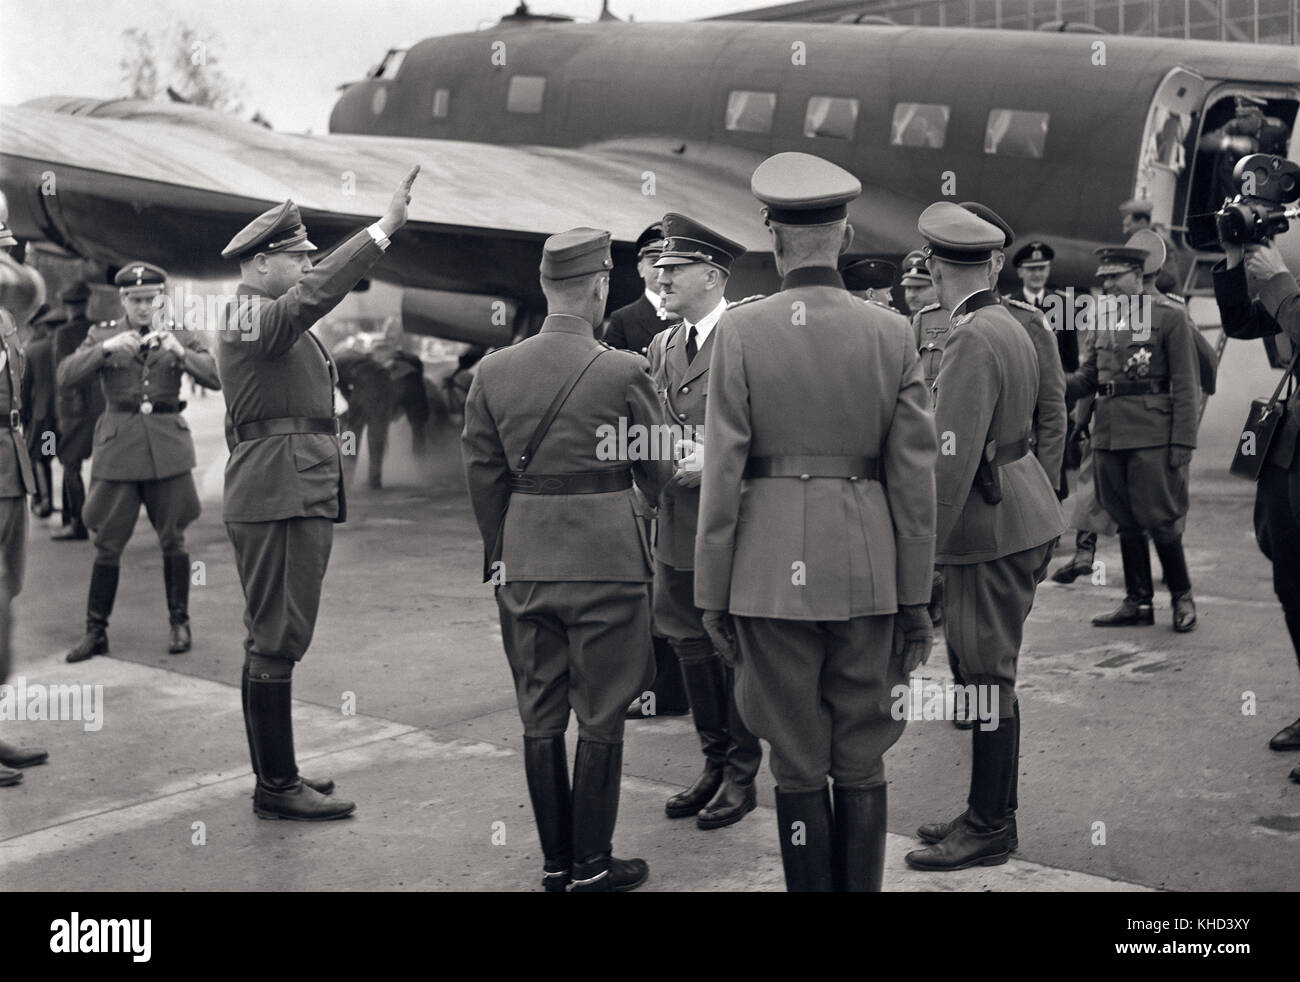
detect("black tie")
[685,325,698,362]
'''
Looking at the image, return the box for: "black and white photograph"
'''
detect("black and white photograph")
[0,0,1297,950]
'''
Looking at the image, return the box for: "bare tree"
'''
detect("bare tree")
[118,23,248,116]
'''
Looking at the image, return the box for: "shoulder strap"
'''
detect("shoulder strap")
[516,345,609,473]
[1266,347,1300,411]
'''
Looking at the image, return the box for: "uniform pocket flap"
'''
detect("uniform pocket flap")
[292,436,338,471]
[1142,393,1173,412]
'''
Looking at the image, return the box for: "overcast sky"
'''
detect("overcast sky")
[0,0,765,132]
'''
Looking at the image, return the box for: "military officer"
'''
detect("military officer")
[57,262,220,662]
[605,221,690,719]
[1008,239,1079,376]
[602,221,675,356]
[0,223,50,787]
[52,280,100,540]
[841,257,898,309]
[1065,245,1200,633]
[463,227,671,892]
[219,168,418,822]
[696,152,937,891]
[1118,200,1180,294]
[905,202,1065,872]
[900,249,937,315]
[21,310,61,518]
[642,213,763,830]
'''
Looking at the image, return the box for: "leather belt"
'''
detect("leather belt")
[1,409,19,430]
[744,455,880,481]
[1098,378,1170,397]
[112,400,182,414]
[509,470,633,495]
[233,416,338,444]
[993,438,1030,466]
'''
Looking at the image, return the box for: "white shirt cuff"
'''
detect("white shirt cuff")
[366,223,391,251]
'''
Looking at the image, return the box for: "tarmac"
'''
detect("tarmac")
[2,317,1298,892]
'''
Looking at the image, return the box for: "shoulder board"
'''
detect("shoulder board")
[866,299,896,311]
[1162,292,1187,306]
[1005,298,1039,313]
[95,319,118,329]
[725,294,765,310]
[598,340,612,350]
[915,303,943,315]
[1151,294,1178,309]
[953,312,976,327]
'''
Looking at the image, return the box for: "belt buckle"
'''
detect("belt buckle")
[140,400,154,415]
[1100,382,1114,397]
[8,409,19,430]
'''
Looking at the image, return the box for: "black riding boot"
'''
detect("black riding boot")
[906,711,1016,871]
[523,735,573,892]
[627,635,689,718]
[774,785,835,892]
[570,739,647,892]
[66,563,118,663]
[1051,530,1096,583]
[1092,533,1155,626]
[247,673,354,821]
[832,783,887,892]
[240,664,334,796]
[52,469,88,540]
[665,646,727,818]
[697,663,760,829]
[1153,537,1197,632]
[163,553,192,654]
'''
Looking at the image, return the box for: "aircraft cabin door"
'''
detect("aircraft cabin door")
[1135,66,1207,240]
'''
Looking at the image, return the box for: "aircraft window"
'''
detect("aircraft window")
[507,76,546,114]
[374,49,407,79]
[985,109,1050,158]
[890,103,949,148]
[432,88,451,119]
[726,91,776,134]
[805,96,859,140]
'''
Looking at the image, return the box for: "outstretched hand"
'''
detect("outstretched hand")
[378,165,421,237]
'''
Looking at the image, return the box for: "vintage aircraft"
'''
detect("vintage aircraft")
[1,4,1297,347]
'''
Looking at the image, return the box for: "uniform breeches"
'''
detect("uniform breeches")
[496,580,654,744]
[652,560,706,648]
[1095,447,1188,543]
[226,516,334,662]
[731,614,902,793]
[83,473,200,565]
[942,543,1052,718]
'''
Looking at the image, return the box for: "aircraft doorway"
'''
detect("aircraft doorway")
[1187,89,1296,233]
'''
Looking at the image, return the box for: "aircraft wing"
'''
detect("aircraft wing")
[0,99,771,303]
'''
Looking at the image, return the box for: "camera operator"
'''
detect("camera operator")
[1213,237,1300,784]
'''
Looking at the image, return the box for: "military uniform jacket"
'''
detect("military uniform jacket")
[1007,288,1079,372]
[603,294,671,356]
[220,230,384,523]
[57,319,219,482]
[1213,261,1300,471]
[911,304,950,395]
[0,310,35,497]
[20,332,57,449]
[1003,298,1068,491]
[933,291,1065,564]
[54,314,106,428]
[1064,292,1198,451]
[694,266,937,620]
[646,315,714,570]
[462,314,671,582]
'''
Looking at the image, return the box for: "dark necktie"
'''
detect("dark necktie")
[685,325,698,362]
